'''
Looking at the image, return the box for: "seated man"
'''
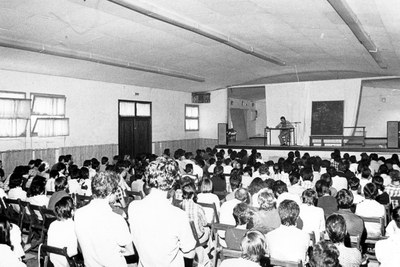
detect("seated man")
[74,171,133,267]
[276,116,293,146]
[265,199,310,263]
[128,157,196,267]
[225,202,253,250]
[325,214,362,267]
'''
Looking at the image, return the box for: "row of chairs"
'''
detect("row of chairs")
[194,202,305,267]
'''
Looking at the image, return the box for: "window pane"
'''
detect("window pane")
[0,92,25,99]
[186,106,199,118]
[32,95,66,116]
[32,118,69,137]
[185,119,199,130]
[119,102,136,116]
[0,119,28,137]
[136,103,151,116]
[0,99,31,119]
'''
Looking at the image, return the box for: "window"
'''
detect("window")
[185,105,199,131]
[31,93,69,137]
[0,91,30,137]
[119,101,151,117]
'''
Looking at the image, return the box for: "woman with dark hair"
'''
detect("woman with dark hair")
[27,175,49,208]
[355,183,385,238]
[0,217,26,267]
[384,206,400,237]
[372,176,390,205]
[211,165,226,200]
[47,196,78,267]
[220,230,267,267]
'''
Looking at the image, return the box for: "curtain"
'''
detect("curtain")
[32,95,65,116]
[33,118,69,137]
[0,119,28,137]
[0,99,30,118]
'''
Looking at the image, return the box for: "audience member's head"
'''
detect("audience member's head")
[258,191,276,211]
[278,199,300,226]
[144,157,180,191]
[181,182,197,202]
[389,170,400,184]
[29,176,46,196]
[91,171,119,199]
[272,180,288,198]
[315,180,330,197]
[326,214,346,243]
[200,178,213,193]
[233,202,253,226]
[372,175,385,192]
[230,171,242,190]
[309,240,340,267]
[54,196,75,221]
[240,230,267,263]
[248,178,266,196]
[336,189,353,209]
[234,188,250,203]
[363,183,378,199]
[301,168,314,182]
[54,176,68,192]
[348,177,361,191]
[302,189,318,206]
[289,172,300,186]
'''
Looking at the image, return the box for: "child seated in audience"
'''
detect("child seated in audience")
[47,196,78,267]
[220,230,267,267]
[0,217,26,267]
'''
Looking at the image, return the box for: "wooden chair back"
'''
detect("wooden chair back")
[189,220,208,248]
[125,190,144,201]
[3,197,22,226]
[40,244,76,267]
[198,202,220,223]
[360,216,386,238]
[219,247,241,261]
[270,258,303,267]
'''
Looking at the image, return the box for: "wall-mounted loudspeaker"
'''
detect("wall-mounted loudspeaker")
[192,92,210,103]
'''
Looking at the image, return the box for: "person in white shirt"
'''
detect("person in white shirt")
[7,173,27,212]
[348,177,365,205]
[45,170,59,194]
[27,176,49,218]
[376,206,400,267]
[128,157,196,267]
[196,178,221,224]
[299,189,325,241]
[220,230,267,267]
[355,183,385,238]
[47,196,78,267]
[220,188,250,226]
[75,171,133,267]
[0,218,26,267]
[266,200,309,263]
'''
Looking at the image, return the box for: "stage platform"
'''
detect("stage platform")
[215,137,400,162]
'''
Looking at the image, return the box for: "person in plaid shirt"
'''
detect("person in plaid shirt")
[385,170,400,207]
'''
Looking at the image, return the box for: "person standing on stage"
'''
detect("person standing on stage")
[276,116,293,146]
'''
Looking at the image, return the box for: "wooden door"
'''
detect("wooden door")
[118,117,151,158]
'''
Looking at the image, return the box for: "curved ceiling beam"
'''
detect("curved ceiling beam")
[0,36,205,82]
[107,0,286,66]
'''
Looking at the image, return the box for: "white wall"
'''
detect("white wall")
[0,69,226,151]
[358,86,400,137]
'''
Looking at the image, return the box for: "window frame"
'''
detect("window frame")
[118,100,151,117]
[184,104,199,131]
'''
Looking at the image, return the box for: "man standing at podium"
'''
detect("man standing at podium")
[276,116,293,146]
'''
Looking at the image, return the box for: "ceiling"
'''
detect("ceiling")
[0,0,399,95]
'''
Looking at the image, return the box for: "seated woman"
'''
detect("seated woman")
[355,183,385,238]
[372,176,390,205]
[385,206,400,237]
[27,176,49,219]
[325,214,362,267]
[376,206,400,267]
[196,178,221,224]
[180,181,210,267]
[252,191,281,234]
[47,196,78,267]
[0,217,26,267]
[225,203,253,250]
[220,230,267,267]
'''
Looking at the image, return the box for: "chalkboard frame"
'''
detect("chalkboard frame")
[311,101,344,135]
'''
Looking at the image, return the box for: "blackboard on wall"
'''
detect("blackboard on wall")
[311,101,344,135]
